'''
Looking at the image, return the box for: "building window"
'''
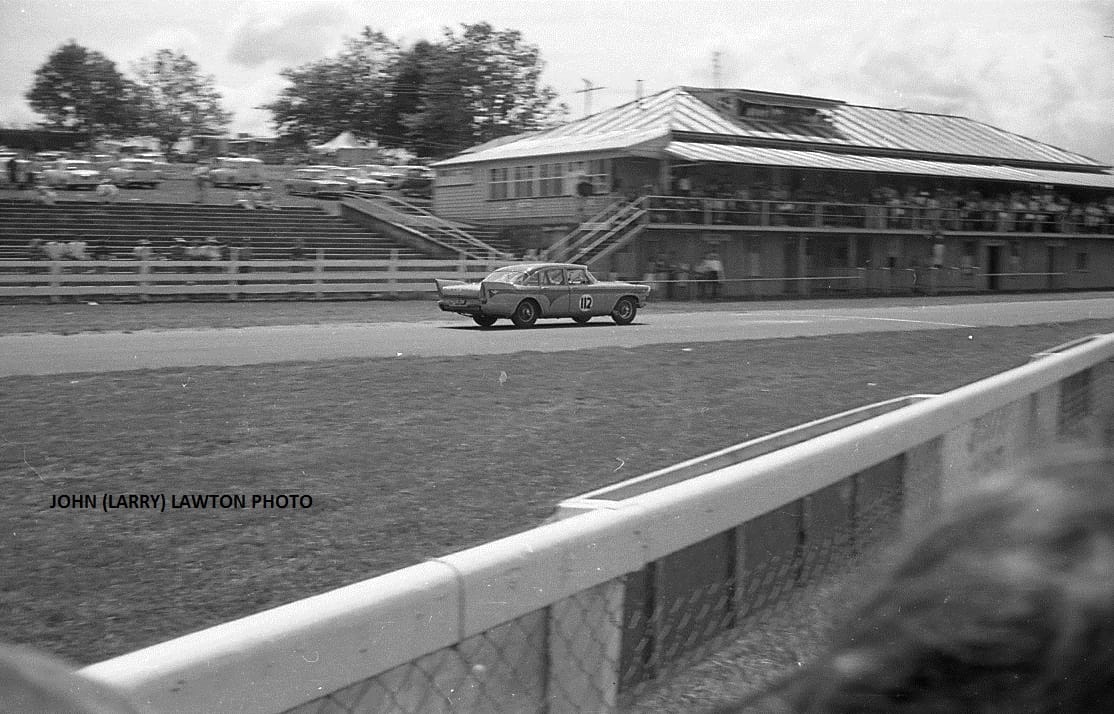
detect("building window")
[514,165,535,198]
[1075,251,1089,271]
[436,167,474,186]
[489,167,510,200]
[538,163,564,197]
[566,159,611,195]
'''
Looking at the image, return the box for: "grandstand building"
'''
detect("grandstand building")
[431,86,1114,295]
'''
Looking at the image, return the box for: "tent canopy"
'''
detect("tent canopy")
[314,131,377,152]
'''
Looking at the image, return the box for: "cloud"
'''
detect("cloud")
[228,3,352,68]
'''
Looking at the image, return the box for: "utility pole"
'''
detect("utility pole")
[712,51,722,88]
[636,79,644,107]
[575,79,606,117]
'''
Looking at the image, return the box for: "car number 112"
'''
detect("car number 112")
[579,295,593,310]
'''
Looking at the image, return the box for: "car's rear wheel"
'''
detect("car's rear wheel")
[572,315,591,325]
[472,315,498,327]
[611,297,637,325]
[511,300,539,328]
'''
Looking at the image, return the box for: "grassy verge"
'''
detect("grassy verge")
[3,318,1114,666]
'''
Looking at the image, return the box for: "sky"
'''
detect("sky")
[1,0,1112,163]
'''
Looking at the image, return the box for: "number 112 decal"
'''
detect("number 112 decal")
[579,295,593,310]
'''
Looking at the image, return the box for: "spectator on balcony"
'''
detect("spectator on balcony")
[717,448,1114,714]
[770,184,794,226]
[1084,202,1104,233]
[885,189,908,229]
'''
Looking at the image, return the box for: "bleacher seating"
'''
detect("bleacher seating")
[0,199,428,260]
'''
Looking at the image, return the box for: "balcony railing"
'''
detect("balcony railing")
[644,195,1114,234]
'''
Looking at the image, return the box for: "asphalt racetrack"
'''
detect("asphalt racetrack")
[3,295,1114,376]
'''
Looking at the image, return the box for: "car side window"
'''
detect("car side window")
[521,272,540,286]
[544,269,565,286]
[568,269,587,285]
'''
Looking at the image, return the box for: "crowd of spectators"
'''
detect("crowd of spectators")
[646,179,1114,234]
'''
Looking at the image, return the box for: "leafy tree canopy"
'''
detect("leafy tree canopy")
[261,28,400,145]
[131,49,232,150]
[403,22,567,157]
[25,40,139,140]
[261,23,567,158]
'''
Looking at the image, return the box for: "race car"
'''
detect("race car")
[435,262,650,328]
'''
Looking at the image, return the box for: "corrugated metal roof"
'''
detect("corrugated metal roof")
[433,126,668,166]
[435,86,1105,169]
[665,142,1114,189]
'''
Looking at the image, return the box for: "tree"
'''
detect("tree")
[25,41,138,141]
[131,50,232,150]
[260,24,567,157]
[261,28,399,144]
[402,23,567,157]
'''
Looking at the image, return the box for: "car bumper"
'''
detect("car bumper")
[438,300,484,316]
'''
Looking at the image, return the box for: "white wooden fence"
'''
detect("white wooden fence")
[0,254,510,301]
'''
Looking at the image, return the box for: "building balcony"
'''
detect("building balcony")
[643,196,1114,236]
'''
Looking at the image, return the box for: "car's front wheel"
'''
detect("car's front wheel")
[472,314,498,328]
[611,297,637,325]
[511,300,539,328]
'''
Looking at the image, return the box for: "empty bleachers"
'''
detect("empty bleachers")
[0,199,428,260]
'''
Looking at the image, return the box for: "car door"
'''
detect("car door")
[566,268,601,316]
[537,267,571,315]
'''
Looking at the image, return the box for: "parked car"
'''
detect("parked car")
[384,165,433,190]
[209,157,264,188]
[283,168,348,198]
[318,166,388,194]
[42,159,103,190]
[435,262,651,328]
[399,169,433,199]
[107,158,161,188]
[354,164,397,183]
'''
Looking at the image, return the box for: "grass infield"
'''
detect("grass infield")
[3,309,1114,668]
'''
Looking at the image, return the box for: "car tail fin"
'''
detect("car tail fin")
[434,278,464,297]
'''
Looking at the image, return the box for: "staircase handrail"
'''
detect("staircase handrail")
[344,196,490,259]
[556,199,645,263]
[365,194,512,259]
[545,199,633,260]
[569,206,648,264]
[344,196,510,260]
